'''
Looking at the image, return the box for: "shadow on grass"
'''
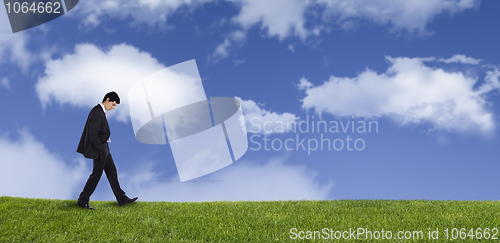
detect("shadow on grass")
[56,200,126,210]
[57,200,80,211]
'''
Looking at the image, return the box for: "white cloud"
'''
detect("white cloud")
[0,33,32,71]
[211,30,246,61]
[0,3,11,32]
[0,130,87,199]
[438,54,481,64]
[288,44,295,52]
[38,43,293,139]
[0,6,33,71]
[71,0,215,27]
[110,155,332,201]
[36,43,165,122]
[1,78,10,89]
[71,0,478,36]
[299,56,500,132]
[319,0,479,35]
[211,0,479,60]
[231,0,310,40]
[65,0,479,61]
[210,0,311,60]
[232,59,246,66]
[0,130,332,201]
[74,0,309,39]
[237,97,299,134]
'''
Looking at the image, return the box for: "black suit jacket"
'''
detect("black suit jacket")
[77,105,110,160]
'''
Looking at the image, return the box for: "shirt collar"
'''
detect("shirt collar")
[99,103,106,114]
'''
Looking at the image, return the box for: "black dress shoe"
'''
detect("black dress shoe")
[118,196,138,206]
[77,202,95,210]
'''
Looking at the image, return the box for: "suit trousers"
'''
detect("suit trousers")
[78,143,126,203]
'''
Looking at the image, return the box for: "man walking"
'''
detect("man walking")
[76,91,137,209]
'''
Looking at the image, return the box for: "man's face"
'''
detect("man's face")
[104,99,118,111]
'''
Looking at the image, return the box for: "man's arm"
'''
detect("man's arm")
[88,109,106,154]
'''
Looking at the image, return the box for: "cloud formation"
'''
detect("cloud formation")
[0,130,330,201]
[237,97,299,134]
[0,5,32,71]
[0,130,87,199]
[438,54,481,64]
[112,155,332,201]
[0,33,32,71]
[212,0,479,59]
[299,56,500,132]
[36,43,165,122]
[71,0,478,33]
[231,0,311,40]
[318,0,478,34]
[1,78,10,89]
[211,30,246,61]
[64,0,479,60]
[0,4,10,32]
[71,0,215,27]
[36,42,296,137]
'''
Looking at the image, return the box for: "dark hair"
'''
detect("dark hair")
[102,91,120,104]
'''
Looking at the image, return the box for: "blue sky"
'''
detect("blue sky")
[1,0,499,201]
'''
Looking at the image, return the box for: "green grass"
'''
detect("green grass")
[1,196,499,242]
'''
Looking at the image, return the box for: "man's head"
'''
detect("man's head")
[102,91,120,111]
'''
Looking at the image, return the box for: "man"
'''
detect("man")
[76,91,137,209]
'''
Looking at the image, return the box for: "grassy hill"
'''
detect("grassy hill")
[1,196,499,242]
